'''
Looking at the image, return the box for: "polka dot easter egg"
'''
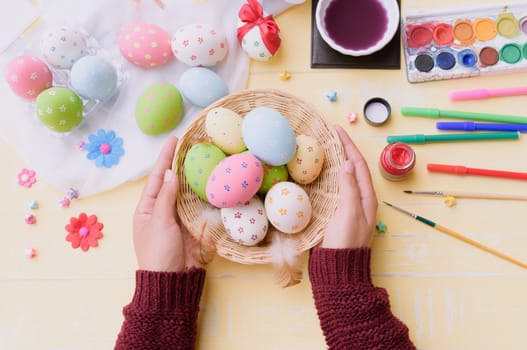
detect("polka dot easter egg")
[206,153,263,208]
[70,56,118,100]
[135,82,184,135]
[35,87,83,133]
[221,196,268,246]
[40,27,87,69]
[287,134,325,185]
[184,142,226,202]
[205,107,246,154]
[264,181,312,234]
[171,24,228,67]
[118,23,173,69]
[5,55,52,100]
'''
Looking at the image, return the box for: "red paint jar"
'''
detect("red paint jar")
[379,142,416,181]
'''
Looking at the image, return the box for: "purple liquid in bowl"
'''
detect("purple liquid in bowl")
[324,0,388,51]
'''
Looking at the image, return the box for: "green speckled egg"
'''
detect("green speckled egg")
[243,150,288,194]
[35,87,83,132]
[184,142,226,201]
[135,82,184,135]
[259,163,288,194]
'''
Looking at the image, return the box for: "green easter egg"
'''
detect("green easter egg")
[259,163,289,194]
[35,87,83,132]
[184,142,226,201]
[135,82,184,135]
[243,150,288,194]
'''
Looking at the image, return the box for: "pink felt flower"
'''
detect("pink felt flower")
[65,213,104,252]
[17,168,37,188]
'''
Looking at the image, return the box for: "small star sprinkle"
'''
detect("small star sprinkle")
[25,214,36,225]
[375,221,387,233]
[325,90,337,102]
[58,197,71,208]
[24,248,37,259]
[444,196,457,207]
[78,141,86,151]
[28,200,39,210]
[67,188,80,200]
[346,112,358,123]
[279,70,291,81]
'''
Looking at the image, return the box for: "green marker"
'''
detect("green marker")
[401,107,527,124]
[387,132,519,144]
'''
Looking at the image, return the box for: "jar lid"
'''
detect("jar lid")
[364,97,391,126]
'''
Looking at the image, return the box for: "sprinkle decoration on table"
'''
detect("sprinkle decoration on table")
[84,129,125,168]
[28,200,39,210]
[444,195,457,207]
[58,197,71,208]
[25,214,37,225]
[346,112,358,123]
[17,168,37,188]
[24,248,37,259]
[325,90,337,102]
[375,220,387,233]
[279,70,291,81]
[77,141,85,151]
[67,188,80,200]
[65,213,104,252]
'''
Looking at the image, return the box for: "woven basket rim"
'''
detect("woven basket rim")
[173,88,344,265]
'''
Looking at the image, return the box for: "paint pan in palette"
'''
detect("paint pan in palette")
[403,3,527,83]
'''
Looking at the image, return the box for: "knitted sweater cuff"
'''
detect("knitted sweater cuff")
[309,247,372,285]
[131,268,206,312]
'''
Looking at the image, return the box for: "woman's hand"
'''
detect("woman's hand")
[321,125,378,249]
[133,136,201,272]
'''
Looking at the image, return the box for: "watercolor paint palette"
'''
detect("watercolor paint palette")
[403,3,527,83]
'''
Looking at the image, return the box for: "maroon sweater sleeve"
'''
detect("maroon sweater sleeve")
[114,268,206,350]
[308,247,416,350]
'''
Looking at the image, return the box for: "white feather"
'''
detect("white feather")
[268,233,303,288]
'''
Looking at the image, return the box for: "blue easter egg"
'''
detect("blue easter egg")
[70,56,118,100]
[179,67,228,107]
[241,107,296,166]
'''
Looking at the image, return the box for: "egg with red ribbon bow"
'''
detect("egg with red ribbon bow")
[237,0,281,61]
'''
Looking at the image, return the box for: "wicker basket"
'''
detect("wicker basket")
[173,88,344,286]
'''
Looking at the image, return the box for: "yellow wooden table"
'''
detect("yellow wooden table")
[2,1,527,349]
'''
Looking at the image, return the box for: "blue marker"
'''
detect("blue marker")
[436,121,527,132]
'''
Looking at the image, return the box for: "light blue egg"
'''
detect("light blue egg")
[179,67,228,107]
[70,56,118,100]
[242,107,296,166]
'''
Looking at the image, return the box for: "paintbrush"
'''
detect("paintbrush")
[382,201,527,270]
[404,190,527,201]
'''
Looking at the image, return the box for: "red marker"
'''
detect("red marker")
[427,163,527,181]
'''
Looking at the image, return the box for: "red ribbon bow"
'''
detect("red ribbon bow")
[237,0,281,55]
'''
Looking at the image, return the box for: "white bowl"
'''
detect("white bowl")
[315,0,400,56]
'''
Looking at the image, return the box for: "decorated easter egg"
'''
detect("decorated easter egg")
[184,142,226,201]
[287,134,324,185]
[5,55,52,99]
[205,107,246,154]
[118,23,173,69]
[221,196,268,246]
[264,181,312,234]
[40,27,87,69]
[206,153,263,208]
[242,107,296,166]
[237,1,281,62]
[35,87,83,132]
[135,82,184,135]
[171,24,228,67]
[259,162,288,194]
[70,56,118,100]
[179,67,228,107]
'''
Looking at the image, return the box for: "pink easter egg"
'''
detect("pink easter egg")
[5,55,52,100]
[118,23,173,69]
[206,153,263,208]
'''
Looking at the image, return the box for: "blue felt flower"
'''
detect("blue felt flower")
[84,129,125,168]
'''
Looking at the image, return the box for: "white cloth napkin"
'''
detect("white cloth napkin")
[0,0,303,197]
